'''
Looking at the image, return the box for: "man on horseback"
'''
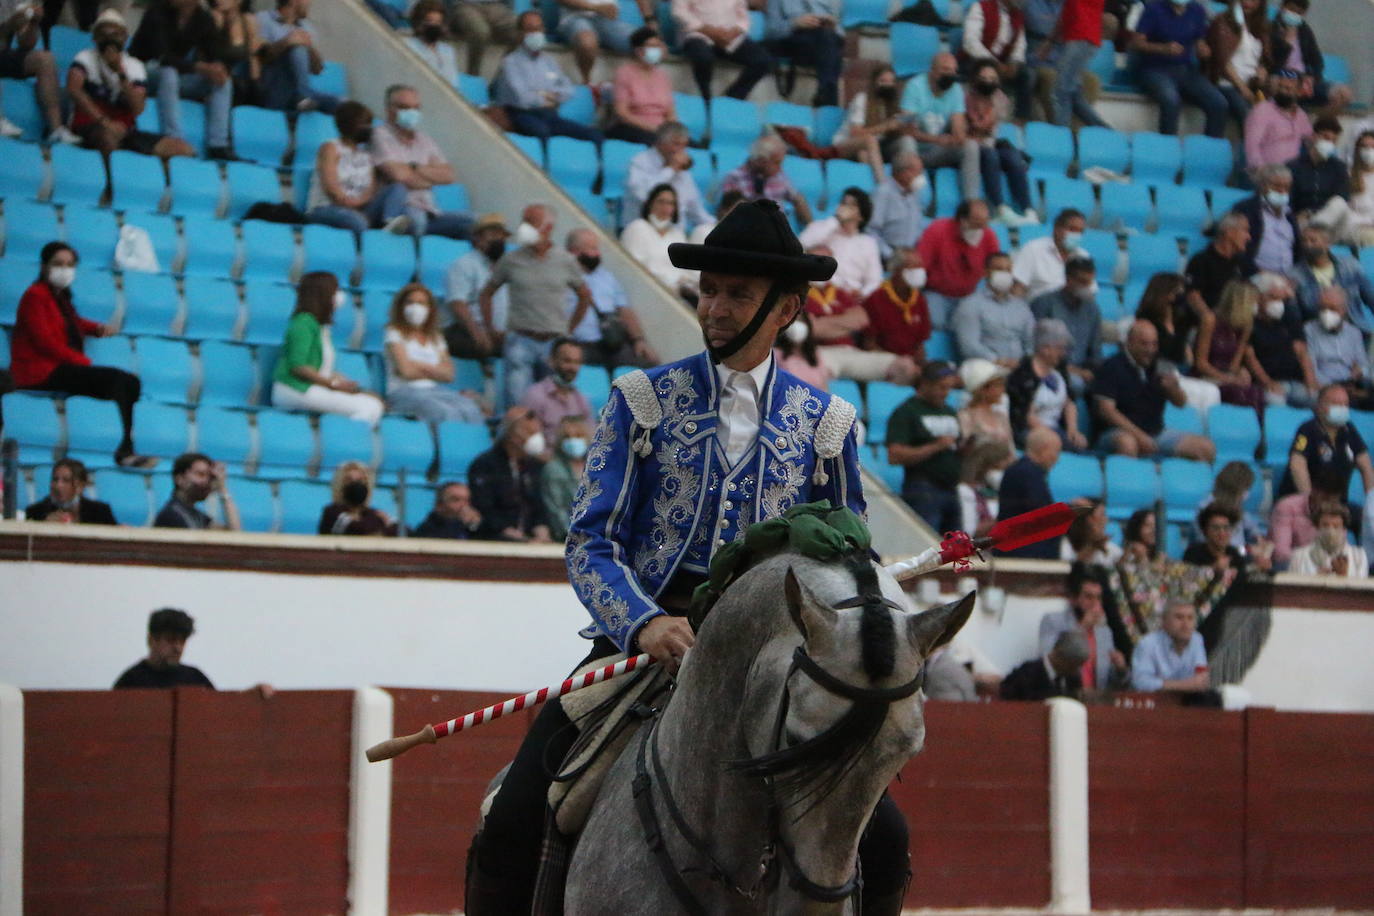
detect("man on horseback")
[466,199,912,915]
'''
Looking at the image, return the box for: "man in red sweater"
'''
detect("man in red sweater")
[915,198,999,328]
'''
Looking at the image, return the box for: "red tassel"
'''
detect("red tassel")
[986,502,1082,553]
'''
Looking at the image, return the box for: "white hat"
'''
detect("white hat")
[93,8,128,31]
[959,358,1007,394]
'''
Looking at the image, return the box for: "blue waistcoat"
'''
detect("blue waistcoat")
[565,351,865,650]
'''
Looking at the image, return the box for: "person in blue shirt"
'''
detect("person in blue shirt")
[996,426,1062,558]
[1130,599,1219,706]
[901,52,983,204]
[1129,0,1227,137]
[492,11,604,143]
[764,0,844,106]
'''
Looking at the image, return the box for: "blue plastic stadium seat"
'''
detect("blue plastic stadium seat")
[456,73,489,106]
[120,272,180,336]
[826,159,877,202]
[1098,183,1152,232]
[131,401,191,459]
[337,348,378,394]
[841,0,890,26]
[1104,455,1160,520]
[708,97,763,149]
[785,156,824,214]
[318,412,377,472]
[1126,234,1180,281]
[358,230,416,290]
[353,289,388,351]
[225,161,282,220]
[233,106,290,166]
[109,150,168,213]
[673,93,707,144]
[1077,126,1129,175]
[2,200,61,261]
[183,276,243,341]
[558,85,596,125]
[135,336,196,404]
[49,143,107,208]
[1024,122,1074,178]
[1049,452,1105,503]
[1039,175,1096,222]
[126,212,181,273]
[314,61,349,98]
[925,330,954,362]
[65,206,120,270]
[813,106,844,147]
[404,483,438,530]
[292,110,338,168]
[601,139,641,206]
[1119,278,1148,316]
[1180,135,1232,188]
[228,477,276,531]
[242,279,298,346]
[437,420,492,479]
[2,392,64,463]
[91,469,151,525]
[865,382,910,445]
[278,479,331,533]
[1209,403,1261,463]
[419,236,471,293]
[0,137,48,200]
[1161,457,1213,523]
[378,416,435,484]
[1078,228,1119,282]
[1130,132,1182,187]
[1163,401,1204,435]
[890,24,940,78]
[548,136,601,192]
[194,405,256,470]
[1208,187,1249,219]
[506,132,545,166]
[433,183,470,214]
[1262,404,1307,467]
[301,222,357,279]
[240,220,297,282]
[871,459,904,494]
[0,78,43,141]
[1153,184,1209,238]
[1324,54,1351,86]
[168,157,223,217]
[69,268,118,325]
[931,166,960,220]
[64,395,128,467]
[180,214,239,279]
[82,334,136,375]
[0,259,36,325]
[255,409,318,478]
[575,368,612,411]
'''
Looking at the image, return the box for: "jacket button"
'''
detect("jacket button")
[728,482,736,492]
[716,538,726,547]
[685,421,697,433]
[724,500,733,510]
[719,518,730,529]
[775,435,787,448]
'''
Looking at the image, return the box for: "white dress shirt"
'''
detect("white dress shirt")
[715,354,771,465]
[1011,236,1086,300]
[798,217,884,297]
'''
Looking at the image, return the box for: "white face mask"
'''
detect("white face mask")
[1265,299,1286,320]
[523,31,546,53]
[989,270,1014,293]
[1315,138,1338,160]
[648,214,674,231]
[1060,230,1084,250]
[523,430,547,457]
[403,302,429,327]
[911,173,929,192]
[1076,280,1099,300]
[333,289,348,312]
[985,469,1004,489]
[1361,147,1374,167]
[1265,189,1289,209]
[47,265,76,289]
[962,227,984,246]
[641,45,663,65]
[902,267,927,289]
[1318,308,1342,331]
[513,221,542,247]
[784,320,809,343]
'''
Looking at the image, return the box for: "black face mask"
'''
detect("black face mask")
[483,239,506,262]
[1274,91,1296,109]
[875,85,898,100]
[420,23,444,42]
[1304,245,1327,263]
[975,80,999,95]
[935,73,957,90]
[97,39,123,55]
[577,253,601,272]
[342,481,369,507]
[353,126,374,145]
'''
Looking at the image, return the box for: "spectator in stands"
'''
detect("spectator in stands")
[764,0,843,107]
[1195,279,1265,409]
[25,459,116,524]
[540,413,592,540]
[1270,467,1346,567]
[131,0,238,160]
[557,0,642,84]
[469,405,553,542]
[966,59,1037,227]
[271,272,385,424]
[113,608,214,689]
[384,283,485,425]
[804,245,916,383]
[1093,320,1216,460]
[1122,507,1159,564]
[672,0,773,101]
[961,0,1031,120]
[519,337,592,440]
[1030,256,1100,396]
[621,182,695,299]
[319,461,399,536]
[1277,382,1374,499]
[254,0,339,113]
[305,101,407,238]
[957,440,1011,537]
[154,452,241,530]
[1200,460,1265,548]
[1130,599,1213,699]
[1317,130,1374,247]
[953,251,1034,368]
[210,0,263,110]
[493,12,604,143]
[623,122,713,231]
[1064,498,1122,566]
[1269,0,1350,113]
[1129,0,1227,137]
[917,199,999,328]
[1047,0,1110,129]
[1205,0,1270,130]
[1138,272,1202,372]
[373,84,476,240]
[999,630,1089,700]
[1039,574,1129,691]
[1014,208,1088,301]
[688,188,745,245]
[719,134,814,225]
[406,1,461,87]
[66,10,194,161]
[1185,212,1252,313]
[446,212,510,360]
[10,243,154,468]
[1235,164,1300,274]
[775,310,831,390]
[1287,117,1347,220]
[1288,223,1374,333]
[867,152,928,261]
[862,248,931,363]
[1244,69,1311,169]
[1247,271,1318,407]
[888,360,963,532]
[958,358,1016,453]
[902,52,983,204]
[1007,318,1088,449]
[565,228,656,369]
[800,187,883,300]
[606,27,675,145]
[1304,287,1372,397]
[0,0,79,143]
[831,66,914,184]
[412,481,485,539]
[996,426,1062,559]
[1183,503,1248,570]
[480,203,594,409]
[448,0,519,76]
[1290,502,1367,577]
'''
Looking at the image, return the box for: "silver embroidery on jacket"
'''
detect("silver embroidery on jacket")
[567,531,631,637]
[632,369,700,579]
[569,399,617,525]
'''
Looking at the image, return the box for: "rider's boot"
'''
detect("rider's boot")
[861,887,907,916]
[464,834,535,915]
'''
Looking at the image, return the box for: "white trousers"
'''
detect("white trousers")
[272,381,384,425]
[817,345,899,382]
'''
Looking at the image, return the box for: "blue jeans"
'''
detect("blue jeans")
[557,12,636,53]
[259,45,340,113]
[502,331,556,411]
[1137,64,1227,137]
[506,107,604,144]
[1052,40,1107,128]
[151,64,232,149]
[410,208,475,240]
[306,182,406,236]
[771,28,844,107]
[980,144,1032,211]
[902,478,961,534]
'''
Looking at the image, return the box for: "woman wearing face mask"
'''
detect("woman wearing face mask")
[606,27,677,145]
[1288,501,1367,577]
[539,414,592,540]
[319,461,399,536]
[9,242,155,467]
[384,283,486,425]
[1310,130,1374,247]
[1194,279,1265,410]
[773,310,832,391]
[305,101,407,238]
[619,182,694,299]
[271,272,385,424]
[956,440,1012,539]
[1134,271,1198,369]
[1205,0,1271,128]
[964,60,1037,226]
[830,65,915,183]
[405,0,461,87]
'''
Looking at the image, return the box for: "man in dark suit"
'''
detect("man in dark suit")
[999,630,1090,701]
[25,458,117,524]
[996,426,1061,559]
[1231,164,1303,275]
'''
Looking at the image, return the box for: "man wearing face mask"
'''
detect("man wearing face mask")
[468,406,553,542]
[1246,272,1319,407]
[1288,502,1367,577]
[867,152,929,260]
[1277,382,1374,500]
[565,228,657,368]
[1302,288,1373,403]
[25,459,116,525]
[1287,222,1374,335]
[404,0,461,87]
[254,0,339,114]
[519,337,593,440]
[607,27,677,145]
[719,133,814,225]
[623,122,713,230]
[952,251,1034,369]
[901,52,983,203]
[1287,116,1349,219]
[916,199,999,328]
[1244,69,1312,169]
[494,11,604,143]
[153,452,241,530]
[1029,256,1099,394]
[1129,0,1227,137]
[373,84,476,240]
[1268,0,1350,114]
[1014,207,1088,300]
[862,247,932,362]
[446,213,511,359]
[1232,163,1300,274]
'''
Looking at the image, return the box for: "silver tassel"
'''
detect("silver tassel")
[812,461,829,486]
[633,425,653,457]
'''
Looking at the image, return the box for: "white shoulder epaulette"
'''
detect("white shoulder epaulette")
[612,370,662,457]
[812,394,856,485]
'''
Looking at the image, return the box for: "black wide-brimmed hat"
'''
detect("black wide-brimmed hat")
[668,199,837,282]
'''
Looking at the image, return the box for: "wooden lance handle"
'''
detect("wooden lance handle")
[366,723,437,762]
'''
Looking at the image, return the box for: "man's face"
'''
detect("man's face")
[388,88,420,126]
[177,460,214,503]
[1302,226,1329,260]
[1074,582,1104,628]
[420,10,444,32]
[1319,385,1350,419]
[894,160,923,191]
[1317,513,1347,549]
[475,225,506,252]
[984,254,1011,285]
[697,271,792,359]
[754,150,784,178]
[656,131,688,160]
[1126,323,1159,367]
[1203,513,1233,551]
[929,54,956,85]
[147,632,188,669]
[1161,604,1197,643]
[1054,215,1086,248]
[919,374,957,407]
[50,466,84,505]
[1221,219,1251,251]
[1318,289,1348,322]
[569,231,600,262]
[521,12,543,34]
[1265,173,1293,199]
[1065,269,1094,298]
[437,484,472,519]
[550,342,583,383]
[961,202,990,235]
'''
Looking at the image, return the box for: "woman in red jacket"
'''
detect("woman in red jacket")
[11,242,152,467]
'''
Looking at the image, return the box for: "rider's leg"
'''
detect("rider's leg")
[858,792,911,916]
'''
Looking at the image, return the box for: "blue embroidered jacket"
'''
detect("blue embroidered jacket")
[565,351,865,651]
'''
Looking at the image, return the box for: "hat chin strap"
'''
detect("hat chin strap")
[705,280,786,364]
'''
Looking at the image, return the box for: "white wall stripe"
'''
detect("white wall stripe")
[1047,697,1090,914]
[349,687,393,915]
[0,684,23,916]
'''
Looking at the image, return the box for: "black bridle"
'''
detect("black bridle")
[631,612,926,914]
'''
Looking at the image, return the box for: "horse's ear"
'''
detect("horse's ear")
[907,590,977,658]
[784,566,836,645]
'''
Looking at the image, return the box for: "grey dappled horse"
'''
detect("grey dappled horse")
[564,550,975,915]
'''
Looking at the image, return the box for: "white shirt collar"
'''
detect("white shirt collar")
[714,353,772,397]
